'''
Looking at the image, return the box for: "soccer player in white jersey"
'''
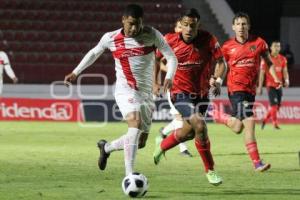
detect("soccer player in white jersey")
[64,4,177,176]
[0,51,18,96]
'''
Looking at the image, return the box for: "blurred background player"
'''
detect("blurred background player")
[64,4,177,176]
[258,40,290,129]
[154,19,193,157]
[153,8,226,186]
[0,51,18,96]
[212,12,282,172]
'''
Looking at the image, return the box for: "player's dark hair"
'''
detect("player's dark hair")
[181,8,200,21]
[174,18,181,26]
[232,12,251,25]
[123,4,144,18]
[271,40,281,45]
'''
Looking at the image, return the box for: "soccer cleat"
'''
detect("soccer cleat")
[206,170,223,186]
[274,124,280,130]
[180,150,193,157]
[255,161,271,172]
[97,140,110,170]
[153,136,164,165]
[261,121,266,130]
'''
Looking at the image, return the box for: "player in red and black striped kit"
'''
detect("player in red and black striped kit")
[257,41,289,129]
[211,12,282,172]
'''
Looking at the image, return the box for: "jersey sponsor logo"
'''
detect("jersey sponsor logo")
[178,60,203,69]
[233,58,256,67]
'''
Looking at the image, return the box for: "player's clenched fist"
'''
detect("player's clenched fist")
[64,73,77,86]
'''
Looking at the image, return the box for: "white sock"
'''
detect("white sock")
[179,142,188,152]
[104,134,126,153]
[162,119,183,136]
[124,128,141,175]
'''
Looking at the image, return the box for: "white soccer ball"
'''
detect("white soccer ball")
[121,172,148,198]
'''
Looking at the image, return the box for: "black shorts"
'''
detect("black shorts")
[228,91,255,120]
[173,93,209,118]
[267,87,282,106]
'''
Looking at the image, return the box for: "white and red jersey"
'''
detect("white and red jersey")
[73,26,177,94]
[0,51,16,94]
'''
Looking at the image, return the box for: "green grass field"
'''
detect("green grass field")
[0,122,300,200]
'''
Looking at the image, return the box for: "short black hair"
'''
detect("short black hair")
[232,12,250,25]
[181,8,200,21]
[123,4,144,18]
[271,40,281,44]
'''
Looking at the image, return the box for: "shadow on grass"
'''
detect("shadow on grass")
[170,188,300,196]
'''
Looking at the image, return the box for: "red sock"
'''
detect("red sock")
[195,138,214,172]
[271,105,278,126]
[246,142,261,166]
[263,109,272,123]
[160,130,181,151]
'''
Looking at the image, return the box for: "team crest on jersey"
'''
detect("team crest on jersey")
[214,42,220,49]
[249,45,257,52]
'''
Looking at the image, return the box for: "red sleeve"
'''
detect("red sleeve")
[282,55,287,68]
[221,44,229,61]
[210,36,223,60]
[259,38,269,55]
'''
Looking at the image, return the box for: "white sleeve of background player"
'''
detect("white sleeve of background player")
[2,52,16,79]
[153,29,177,80]
[72,33,109,75]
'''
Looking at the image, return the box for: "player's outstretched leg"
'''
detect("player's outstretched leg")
[97,134,127,171]
[153,121,192,165]
[97,140,111,170]
[153,135,165,165]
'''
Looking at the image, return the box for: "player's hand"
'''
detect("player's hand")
[209,76,221,97]
[274,79,282,89]
[256,86,263,95]
[64,73,77,87]
[209,76,216,87]
[211,83,221,97]
[12,77,18,84]
[163,79,172,93]
[153,83,161,97]
[284,80,289,88]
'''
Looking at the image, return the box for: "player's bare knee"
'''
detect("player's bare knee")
[127,118,141,128]
[232,121,243,134]
[190,114,206,133]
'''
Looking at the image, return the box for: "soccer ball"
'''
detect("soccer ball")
[121,172,148,198]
